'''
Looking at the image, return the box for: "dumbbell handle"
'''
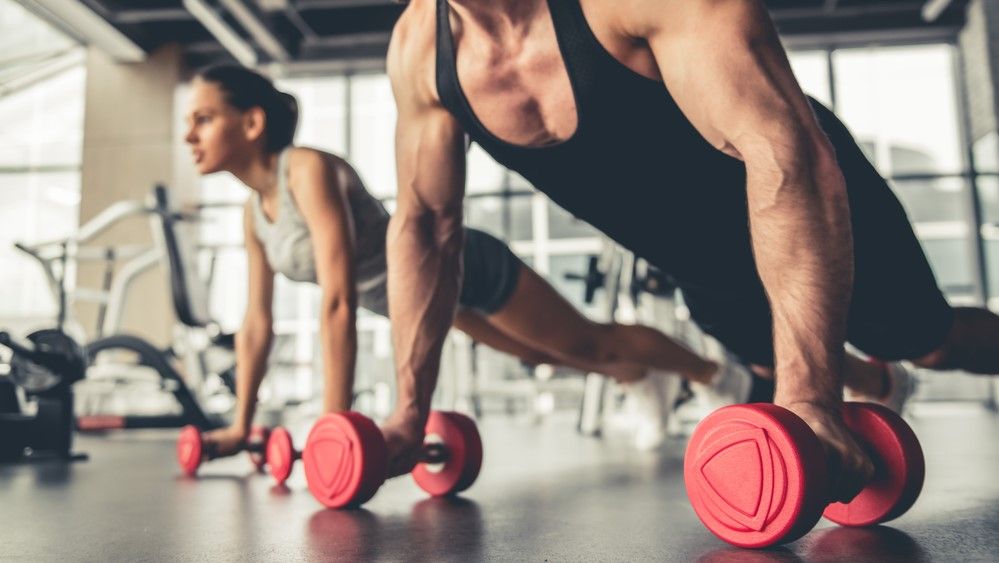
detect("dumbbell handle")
[267,437,453,466]
[199,437,266,461]
[422,443,449,464]
[237,435,444,463]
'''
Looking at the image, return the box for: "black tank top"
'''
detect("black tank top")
[436,0,758,295]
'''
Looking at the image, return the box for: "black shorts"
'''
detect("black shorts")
[679,102,954,368]
[459,228,522,314]
[358,228,520,317]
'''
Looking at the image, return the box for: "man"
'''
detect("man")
[378,0,999,503]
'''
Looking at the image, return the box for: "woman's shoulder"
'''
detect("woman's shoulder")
[285,146,360,193]
[285,145,333,173]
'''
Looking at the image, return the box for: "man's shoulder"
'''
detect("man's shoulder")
[388,1,435,79]
[388,0,440,108]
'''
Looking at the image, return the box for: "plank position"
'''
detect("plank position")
[381,0,999,502]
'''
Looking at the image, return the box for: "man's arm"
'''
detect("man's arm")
[634,0,871,500]
[290,149,358,414]
[384,20,468,477]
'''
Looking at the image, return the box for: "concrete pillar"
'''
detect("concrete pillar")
[77,44,196,345]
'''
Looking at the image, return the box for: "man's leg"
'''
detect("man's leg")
[752,353,889,398]
[811,101,965,381]
[913,307,999,374]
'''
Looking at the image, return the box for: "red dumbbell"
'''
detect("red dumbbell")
[266,426,302,484]
[176,425,274,477]
[684,402,924,549]
[302,411,483,509]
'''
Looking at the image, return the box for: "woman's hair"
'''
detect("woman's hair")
[196,64,299,152]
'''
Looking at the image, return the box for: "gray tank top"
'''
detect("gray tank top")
[251,149,391,298]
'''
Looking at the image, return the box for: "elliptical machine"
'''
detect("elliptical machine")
[0,329,87,462]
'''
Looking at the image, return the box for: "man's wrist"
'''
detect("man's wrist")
[772,362,843,411]
[774,395,842,412]
[389,401,427,432]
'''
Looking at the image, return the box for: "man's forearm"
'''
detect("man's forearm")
[747,145,853,408]
[320,306,357,413]
[386,211,464,427]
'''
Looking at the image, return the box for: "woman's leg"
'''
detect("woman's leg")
[453,308,559,367]
[455,308,653,381]
[482,264,718,383]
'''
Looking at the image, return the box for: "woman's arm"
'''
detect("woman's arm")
[232,201,276,435]
[288,149,358,413]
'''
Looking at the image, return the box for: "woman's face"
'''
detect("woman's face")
[183,79,254,175]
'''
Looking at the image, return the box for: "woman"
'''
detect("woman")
[182,65,890,457]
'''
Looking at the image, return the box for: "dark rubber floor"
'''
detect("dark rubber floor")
[2,407,998,562]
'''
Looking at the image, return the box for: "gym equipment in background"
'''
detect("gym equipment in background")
[0,329,87,462]
[14,185,237,432]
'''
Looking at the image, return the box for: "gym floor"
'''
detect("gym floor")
[2,407,998,562]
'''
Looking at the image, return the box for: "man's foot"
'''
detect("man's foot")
[689,358,754,412]
[845,361,917,414]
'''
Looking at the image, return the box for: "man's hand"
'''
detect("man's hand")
[202,425,251,458]
[381,412,426,478]
[780,400,875,503]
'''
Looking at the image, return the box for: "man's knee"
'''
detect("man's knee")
[911,306,999,373]
[750,364,775,380]
[911,346,949,370]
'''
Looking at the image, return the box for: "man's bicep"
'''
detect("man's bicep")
[643,0,821,156]
[394,106,466,216]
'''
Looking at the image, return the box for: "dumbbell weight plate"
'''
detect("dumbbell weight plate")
[267,426,296,484]
[449,412,483,494]
[303,412,388,509]
[177,425,203,477]
[684,404,828,548]
[822,402,925,527]
[412,411,483,497]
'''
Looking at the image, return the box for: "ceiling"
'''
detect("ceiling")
[20,0,974,74]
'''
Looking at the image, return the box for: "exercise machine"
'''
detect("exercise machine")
[13,185,236,432]
[0,328,87,462]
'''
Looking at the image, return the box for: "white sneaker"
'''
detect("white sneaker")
[689,359,754,414]
[626,372,682,451]
[845,361,917,414]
